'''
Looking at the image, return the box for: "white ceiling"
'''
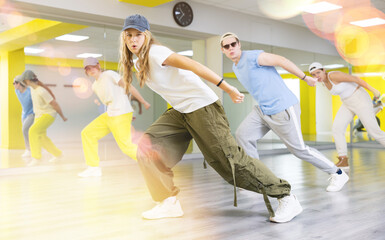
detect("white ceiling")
[1,0,384,71]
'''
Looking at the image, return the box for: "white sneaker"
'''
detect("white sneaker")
[327,170,349,192]
[27,158,39,167]
[78,167,102,177]
[49,154,63,163]
[142,196,184,220]
[270,194,303,223]
[21,150,31,158]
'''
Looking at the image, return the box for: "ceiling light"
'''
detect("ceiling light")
[177,50,193,57]
[55,34,89,42]
[323,64,344,69]
[350,18,385,27]
[76,53,103,58]
[24,47,44,54]
[302,1,342,14]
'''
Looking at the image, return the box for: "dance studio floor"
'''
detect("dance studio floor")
[0,143,384,240]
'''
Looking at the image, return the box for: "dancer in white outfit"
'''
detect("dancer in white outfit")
[309,62,385,170]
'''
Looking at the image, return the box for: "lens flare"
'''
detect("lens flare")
[257,0,314,20]
[72,77,93,99]
[58,63,72,76]
[335,25,370,59]
[6,11,23,28]
[303,10,343,41]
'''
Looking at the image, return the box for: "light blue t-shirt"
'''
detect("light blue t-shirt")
[233,50,298,115]
[15,87,34,120]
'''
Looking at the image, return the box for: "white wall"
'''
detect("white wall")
[316,82,333,135]
[10,0,339,56]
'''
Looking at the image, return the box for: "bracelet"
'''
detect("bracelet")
[216,78,224,87]
[301,74,307,80]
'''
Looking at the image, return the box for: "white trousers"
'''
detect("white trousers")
[236,103,337,174]
[333,87,385,156]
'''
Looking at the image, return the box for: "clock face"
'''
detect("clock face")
[173,2,193,27]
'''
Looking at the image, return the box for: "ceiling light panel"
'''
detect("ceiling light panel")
[55,34,89,42]
[302,1,342,14]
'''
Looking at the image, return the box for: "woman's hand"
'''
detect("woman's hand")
[373,89,381,99]
[143,101,151,110]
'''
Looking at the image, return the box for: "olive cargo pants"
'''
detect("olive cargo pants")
[137,101,291,215]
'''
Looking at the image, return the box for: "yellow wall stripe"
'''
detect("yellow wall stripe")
[119,0,174,7]
[0,19,87,52]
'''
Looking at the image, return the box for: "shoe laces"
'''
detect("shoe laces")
[276,196,290,215]
[328,174,338,186]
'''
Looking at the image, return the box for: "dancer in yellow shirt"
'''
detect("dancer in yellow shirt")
[78,57,150,177]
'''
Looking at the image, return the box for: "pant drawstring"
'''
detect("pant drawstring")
[203,158,207,169]
[227,154,237,207]
[259,184,275,218]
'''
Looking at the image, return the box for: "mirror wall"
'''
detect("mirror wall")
[1,13,383,169]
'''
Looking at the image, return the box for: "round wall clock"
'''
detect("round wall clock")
[173,2,193,27]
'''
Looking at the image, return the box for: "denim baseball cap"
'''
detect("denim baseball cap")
[122,14,150,32]
[21,70,37,82]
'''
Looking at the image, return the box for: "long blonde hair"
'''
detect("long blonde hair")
[119,30,158,94]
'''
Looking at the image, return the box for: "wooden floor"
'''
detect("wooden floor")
[1,146,385,240]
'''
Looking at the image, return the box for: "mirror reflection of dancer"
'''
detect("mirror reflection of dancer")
[353,99,383,141]
[309,62,385,170]
[78,57,150,177]
[13,75,34,158]
[220,33,349,192]
[120,14,303,223]
[20,70,67,167]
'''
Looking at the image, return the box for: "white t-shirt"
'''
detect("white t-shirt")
[30,86,57,118]
[92,70,133,117]
[135,44,218,113]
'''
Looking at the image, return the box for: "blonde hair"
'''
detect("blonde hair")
[119,30,158,93]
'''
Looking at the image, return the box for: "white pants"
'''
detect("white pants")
[236,103,337,174]
[333,87,385,156]
[22,113,34,150]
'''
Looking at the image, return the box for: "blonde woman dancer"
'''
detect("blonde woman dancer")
[78,57,150,177]
[20,70,67,167]
[119,14,303,223]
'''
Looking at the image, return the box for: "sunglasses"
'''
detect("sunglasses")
[222,41,237,50]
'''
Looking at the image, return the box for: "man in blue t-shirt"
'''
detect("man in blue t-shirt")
[220,32,349,193]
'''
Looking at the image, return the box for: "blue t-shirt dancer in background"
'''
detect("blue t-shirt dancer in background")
[220,32,349,193]
[14,75,35,157]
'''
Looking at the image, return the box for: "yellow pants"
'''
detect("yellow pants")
[81,112,137,166]
[29,114,62,160]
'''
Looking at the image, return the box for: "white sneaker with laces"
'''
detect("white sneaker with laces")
[27,158,39,167]
[21,150,31,158]
[78,167,102,177]
[49,154,63,163]
[326,170,349,192]
[270,194,303,223]
[142,196,184,220]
